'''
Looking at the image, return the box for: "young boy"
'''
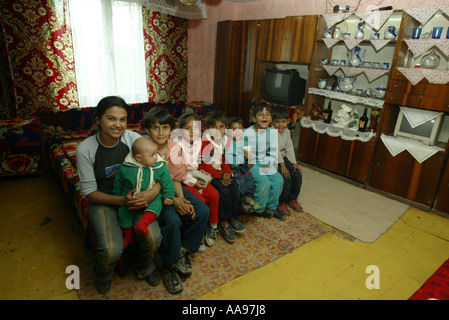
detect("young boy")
[244,103,285,220]
[226,116,260,213]
[271,106,303,215]
[199,110,245,243]
[113,137,175,248]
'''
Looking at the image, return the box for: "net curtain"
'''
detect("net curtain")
[0,0,188,117]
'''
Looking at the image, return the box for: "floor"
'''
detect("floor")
[1,170,449,300]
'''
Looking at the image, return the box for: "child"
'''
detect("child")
[244,102,285,220]
[113,137,175,249]
[174,112,220,247]
[199,110,245,243]
[144,107,209,295]
[271,106,303,215]
[226,116,260,213]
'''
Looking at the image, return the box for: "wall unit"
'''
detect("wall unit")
[298,11,403,183]
[369,10,449,211]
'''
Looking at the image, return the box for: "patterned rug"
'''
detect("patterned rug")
[409,258,449,300]
[77,207,330,300]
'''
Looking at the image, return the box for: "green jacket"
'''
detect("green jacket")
[113,152,175,228]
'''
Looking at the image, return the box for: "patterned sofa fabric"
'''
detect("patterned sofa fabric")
[0,118,43,176]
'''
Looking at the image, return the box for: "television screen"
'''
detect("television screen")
[262,68,305,106]
[398,116,434,138]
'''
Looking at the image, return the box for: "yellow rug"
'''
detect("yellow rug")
[199,208,449,300]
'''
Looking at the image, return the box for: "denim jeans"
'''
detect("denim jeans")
[88,203,161,281]
[158,187,209,268]
[278,157,302,205]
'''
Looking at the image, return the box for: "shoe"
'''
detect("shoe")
[242,196,260,210]
[287,200,303,213]
[277,203,290,216]
[144,268,161,286]
[239,203,255,214]
[175,247,193,277]
[204,224,218,247]
[229,219,246,234]
[218,223,237,243]
[197,243,206,253]
[161,267,183,294]
[95,279,111,295]
[272,209,285,221]
[255,209,274,218]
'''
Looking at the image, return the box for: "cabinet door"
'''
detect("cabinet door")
[370,139,444,207]
[434,162,449,214]
[214,20,258,121]
[257,16,317,63]
[298,126,318,164]
[346,138,375,183]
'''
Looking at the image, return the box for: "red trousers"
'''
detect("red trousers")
[183,184,219,224]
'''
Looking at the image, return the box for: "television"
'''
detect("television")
[262,68,306,106]
[393,107,444,146]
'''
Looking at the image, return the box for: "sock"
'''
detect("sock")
[133,211,157,237]
[210,222,218,229]
[122,227,133,249]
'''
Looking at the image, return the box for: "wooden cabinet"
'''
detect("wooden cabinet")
[257,15,317,63]
[298,127,375,183]
[434,162,449,214]
[213,20,258,123]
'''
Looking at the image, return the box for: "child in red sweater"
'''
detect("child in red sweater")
[199,111,246,243]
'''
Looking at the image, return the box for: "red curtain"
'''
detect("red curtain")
[143,9,188,103]
[0,0,79,117]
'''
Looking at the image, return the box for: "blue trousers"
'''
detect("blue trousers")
[249,164,284,212]
[158,187,209,268]
[210,177,240,222]
[278,157,303,205]
[88,203,161,281]
[231,166,256,197]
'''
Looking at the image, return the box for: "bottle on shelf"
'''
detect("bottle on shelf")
[358,108,369,132]
[323,101,333,124]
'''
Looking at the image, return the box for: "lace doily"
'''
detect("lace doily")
[381,134,444,163]
[300,116,375,142]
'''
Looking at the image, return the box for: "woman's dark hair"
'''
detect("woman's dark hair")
[178,112,200,129]
[94,96,129,121]
[144,107,176,130]
[205,110,228,128]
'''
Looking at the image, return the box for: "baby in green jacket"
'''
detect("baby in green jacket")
[113,136,175,247]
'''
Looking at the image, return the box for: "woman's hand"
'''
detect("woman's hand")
[194,180,206,190]
[280,163,290,178]
[127,183,161,211]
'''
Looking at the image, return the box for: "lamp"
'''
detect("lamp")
[180,0,199,5]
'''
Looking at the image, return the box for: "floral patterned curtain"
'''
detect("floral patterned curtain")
[143,9,188,103]
[0,0,79,117]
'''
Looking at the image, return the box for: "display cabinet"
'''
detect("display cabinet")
[298,10,403,183]
[369,9,449,211]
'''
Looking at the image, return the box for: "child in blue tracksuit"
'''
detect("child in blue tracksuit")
[244,103,284,221]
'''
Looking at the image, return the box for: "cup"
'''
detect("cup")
[318,79,327,89]
[371,33,380,40]
[321,58,329,65]
[432,27,443,39]
[340,59,346,66]
[343,33,351,39]
[412,27,422,39]
[371,62,380,69]
[243,146,252,157]
[331,59,338,66]
[375,87,386,99]
[326,84,333,90]
[356,88,363,96]
[382,62,389,70]
[365,88,372,97]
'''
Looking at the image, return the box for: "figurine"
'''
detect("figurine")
[334,104,353,127]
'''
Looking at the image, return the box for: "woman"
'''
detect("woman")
[76,96,162,294]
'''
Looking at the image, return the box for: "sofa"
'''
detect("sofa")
[38,100,218,230]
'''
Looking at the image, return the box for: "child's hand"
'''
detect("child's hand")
[293,164,302,174]
[163,198,173,206]
[246,163,253,169]
[194,180,206,190]
[262,165,269,173]
[280,163,290,178]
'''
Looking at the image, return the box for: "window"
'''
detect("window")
[69,0,148,107]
